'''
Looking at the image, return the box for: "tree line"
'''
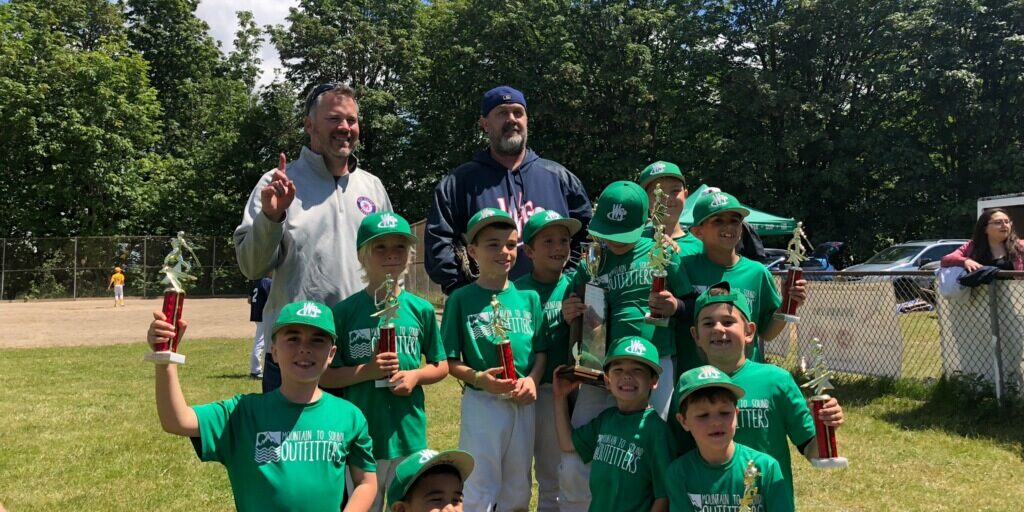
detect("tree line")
[2,0,1022,262]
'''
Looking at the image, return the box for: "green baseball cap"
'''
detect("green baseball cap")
[603,336,662,375]
[676,365,745,407]
[691,190,750,226]
[588,181,649,244]
[387,449,475,504]
[638,161,685,190]
[464,207,517,244]
[357,211,417,249]
[694,281,752,323]
[522,210,582,244]
[272,301,337,342]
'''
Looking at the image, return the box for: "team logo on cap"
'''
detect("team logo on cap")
[651,163,666,174]
[709,193,729,208]
[501,94,512,101]
[296,302,323,318]
[356,196,378,215]
[479,208,497,218]
[625,339,647,355]
[607,204,627,221]
[698,366,722,380]
[545,211,563,221]
[418,449,439,463]
[377,213,398,229]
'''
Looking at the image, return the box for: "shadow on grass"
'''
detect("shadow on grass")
[212,373,253,380]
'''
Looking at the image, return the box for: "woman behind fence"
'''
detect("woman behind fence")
[941,208,1024,272]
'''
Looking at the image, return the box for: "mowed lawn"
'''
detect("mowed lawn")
[1,339,1022,511]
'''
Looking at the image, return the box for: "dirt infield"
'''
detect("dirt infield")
[0,297,253,348]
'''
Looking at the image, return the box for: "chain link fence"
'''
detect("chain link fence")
[765,270,1024,400]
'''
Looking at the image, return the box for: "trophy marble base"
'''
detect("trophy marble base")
[643,312,670,327]
[774,312,801,324]
[810,456,849,469]
[557,365,606,388]
[145,351,186,365]
[375,377,401,388]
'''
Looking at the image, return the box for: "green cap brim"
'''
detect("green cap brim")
[693,206,750,227]
[587,221,644,244]
[677,381,746,407]
[387,450,475,503]
[464,217,518,244]
[524,218,582,243]
[603,354,663,375]
[357,231,417,250]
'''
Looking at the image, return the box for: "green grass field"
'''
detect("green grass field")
[1,339,1022,511]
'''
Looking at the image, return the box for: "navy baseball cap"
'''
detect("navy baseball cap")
[481,86,527,117]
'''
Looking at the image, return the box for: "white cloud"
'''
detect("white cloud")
[195,0,298,88]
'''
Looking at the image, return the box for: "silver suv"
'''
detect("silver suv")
[842,239,967,275]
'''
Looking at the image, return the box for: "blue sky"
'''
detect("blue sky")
[195,0,298,87]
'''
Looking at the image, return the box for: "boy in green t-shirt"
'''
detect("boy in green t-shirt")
[386,448,475,512]
[679,190,807,369]
[553,337,677,512]
[146,300,377,512]
[441,207,547,512]
[637,161,703,258]
[514,209,582,511]
[670,282,845,502]
[668,365,792,512]
[321,211,449,511]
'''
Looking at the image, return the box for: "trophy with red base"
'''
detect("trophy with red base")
[146,232,199,364]
[776,221,810,323]
[490,295,518,399]
[372,274,401,388]
[557,239,607,387]
[645,183,674,327]
[801,340,849,469]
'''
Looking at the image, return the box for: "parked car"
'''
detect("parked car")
[799,241,849,280]
[759,248,789,271]
[840,239,967,291]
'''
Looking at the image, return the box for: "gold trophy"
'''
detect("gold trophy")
[145,231,199,364]
[776,221,810,323]
[645,183,675,327]
[737,459,760,512]
[801,339,849,469]
[557,237,607,386]
[371,274,401,388]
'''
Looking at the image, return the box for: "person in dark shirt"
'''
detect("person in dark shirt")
[248,276,272,379]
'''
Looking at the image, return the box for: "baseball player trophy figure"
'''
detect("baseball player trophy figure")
[645,183,674,327]
[801,339,849,469]
[145,231,199,364]
[775,221,811,324]
[557,236,607,387]
[490,295,517,399]
[371,273,401,388]
[737,459,760,512]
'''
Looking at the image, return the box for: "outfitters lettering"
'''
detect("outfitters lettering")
[686,493,764,512]
[348,326,422,359]
[254,430,346,465]
[605,262,653,292]
[737,398,771,430]
[592,434,642,474]
[466,311,535,340]
[542,300,562,325]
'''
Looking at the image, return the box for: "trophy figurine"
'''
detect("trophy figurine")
[801,339,849,469]
[557,237,607,387]
[775,221,811,324]
[737,459,760,512]
[371,273,401,388]
[145,231,199,364]
[490,296,517,399]
[645,183,675,327]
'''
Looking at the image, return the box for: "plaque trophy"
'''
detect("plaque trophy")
[801,340,849,469]
[737,459,760,512]
[644,183,674,327]
[556,240,607,386]
[371,274,401,388]
[775,221,810,323]
[145,232,199,364]
[490,296,517,399]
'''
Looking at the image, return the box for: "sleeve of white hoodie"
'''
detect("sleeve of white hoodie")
[233,169,285,280]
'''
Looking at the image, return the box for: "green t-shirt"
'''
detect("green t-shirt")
[514,272,573,385]
[572,407,677,512]
[328,290,445,460]
[570,237,693,357]
[192,390,376,512]
[666,442,793,512]
[669,361,816,501]
[678,253,782,365]
[441,282,544,388]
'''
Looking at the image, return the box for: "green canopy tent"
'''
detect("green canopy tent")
[679,184,797,236]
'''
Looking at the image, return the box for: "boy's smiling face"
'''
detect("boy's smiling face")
[646,177,687,220]
[691,211,744,252]
[468,226,518,277]
[271,324,336,385]
[524,225,571,273]
[604,359,658,405]
[363,234,411,283]
[691,302,754,368]
[392,471,464,512]
[677,396,738,452]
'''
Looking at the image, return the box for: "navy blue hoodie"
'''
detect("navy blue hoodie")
[425,148,592,295]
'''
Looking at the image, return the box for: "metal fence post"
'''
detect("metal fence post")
[1,237,5,301]
[73,237,78,300]
[988,281,1004,404]
[142,237,148,299]
[211,237,216,296]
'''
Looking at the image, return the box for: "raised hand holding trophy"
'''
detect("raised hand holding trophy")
[737,459,760,512]
[645,183,675,327]
[775,221,811,324]
[145,231,199,364]
[557,238,607,386]
[801,339,849,469]
[371,273,401,388]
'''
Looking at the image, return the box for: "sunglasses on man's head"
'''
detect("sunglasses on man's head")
[304,83,343,115]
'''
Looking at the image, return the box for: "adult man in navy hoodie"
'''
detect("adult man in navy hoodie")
[425,86,593,295]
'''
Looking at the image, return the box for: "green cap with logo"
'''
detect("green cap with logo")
[387,449,475,504]
[691,190,750,226]
[464,207,517,244]
[588,181,649,244]
[603,336,662,375]
[694,281,752,323]
[676,365,746,408]
[638,161,685,190]
[522,210,582,244]
[357,211,417,249]
[272,301,337,342]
